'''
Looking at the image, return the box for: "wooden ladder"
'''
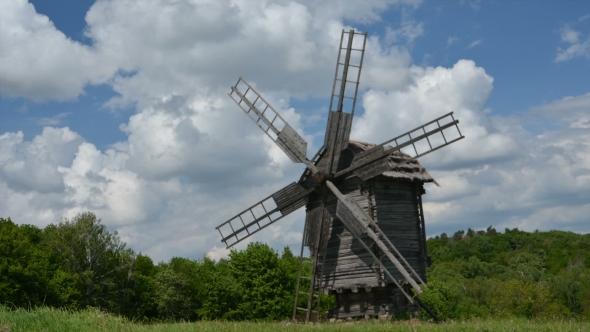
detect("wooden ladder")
[293,210,330,323]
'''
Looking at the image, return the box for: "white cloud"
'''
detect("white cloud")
[0,0,117,101]
[0,127,84,193]
[555,38,590,62]
[384,9,424,45]
[423,94,590,236]
[561,27,580,44]
[37,112,72,126]
[555,18,590,62]
[530,93,590,129]
[353,59,516,169]
[447,36,459,48]
[466,39,482,49]
[460,0,482,11]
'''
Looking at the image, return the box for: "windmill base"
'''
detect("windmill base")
[327,285,419,320]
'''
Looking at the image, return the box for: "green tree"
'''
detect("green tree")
[509,252,545,282]
[485,226,497,236]
[419,281,460,320]
[452,230,465,242]
[460,256,486,279]
[489,279,570,318]
[197,258,243,320]
[549,265,590,318]
[44,212,135,311]
[0,218,48,307]
[122,254,158,320]
[229,242,294,320]
[153,267,194,321]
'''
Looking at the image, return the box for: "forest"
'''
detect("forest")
[1,212,589,323]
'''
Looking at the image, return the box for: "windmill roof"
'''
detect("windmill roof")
[348,140,438,185]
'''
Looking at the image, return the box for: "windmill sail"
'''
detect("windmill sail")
[229,77,319,174]
[335,112,465,180]
[215,182,313,248]
[324,30,367,173]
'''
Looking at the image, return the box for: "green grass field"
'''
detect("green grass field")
[1,307,588,332]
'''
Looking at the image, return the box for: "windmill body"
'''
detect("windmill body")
[214,30,464,321]
[303,142,434,319]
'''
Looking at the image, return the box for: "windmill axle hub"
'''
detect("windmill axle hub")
[313,171,333,184]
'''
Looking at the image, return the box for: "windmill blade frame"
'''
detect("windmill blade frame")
[324,30,367,174]
[215,182,314,248]
[335,112,465,180]
[228,77,320,174]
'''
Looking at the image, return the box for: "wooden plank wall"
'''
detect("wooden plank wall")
[328,285,419,319]
[305,176,427,318]
[313,178,426,290]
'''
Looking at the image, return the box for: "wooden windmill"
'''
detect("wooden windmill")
[215,30,464,322]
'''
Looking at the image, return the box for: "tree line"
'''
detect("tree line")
[1,213,588,321]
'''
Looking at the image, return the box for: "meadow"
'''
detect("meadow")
[1,307,588,332]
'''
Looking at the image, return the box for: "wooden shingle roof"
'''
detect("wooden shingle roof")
[348,140,437,185]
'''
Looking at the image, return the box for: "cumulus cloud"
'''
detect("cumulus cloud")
[529,93,590,129]
[423,94,590,235]
[0,0,117,101]
[353,59,518,169]
[0,127,84,193]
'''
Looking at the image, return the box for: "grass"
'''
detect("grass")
[1,306,588,332]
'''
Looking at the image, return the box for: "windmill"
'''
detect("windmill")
[214,30,464,322]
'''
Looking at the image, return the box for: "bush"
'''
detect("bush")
[419,281,460,320]
[489,280,570,319]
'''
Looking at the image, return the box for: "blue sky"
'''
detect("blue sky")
[1,0,588,261]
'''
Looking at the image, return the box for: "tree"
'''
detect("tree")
[153,267,194,321]
[486,226,497,236]
[419,281,461,320]
[44,212,135,311]
[549,265,590,318]
[197,258,243,320]
[452,230,465,242]
[489,280,569,318]
[229,242,294,320]
[122,254,158,320]
[509,252,545,282]
[0,218,48,307]
[460,256,486,279]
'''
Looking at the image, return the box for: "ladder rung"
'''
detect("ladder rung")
[299,291,319,297]
[337,62,361,68]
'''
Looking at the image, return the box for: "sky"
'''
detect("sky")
[0,0,589,263]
